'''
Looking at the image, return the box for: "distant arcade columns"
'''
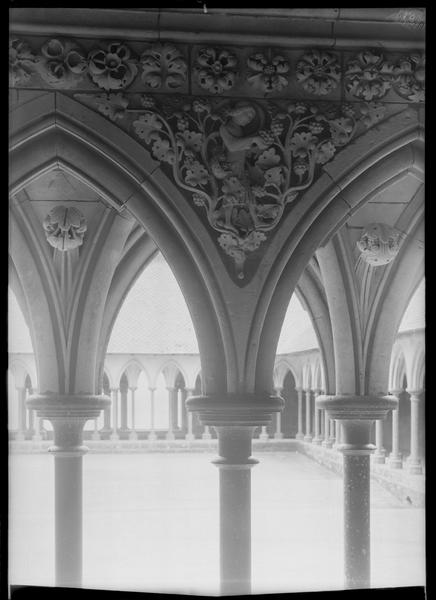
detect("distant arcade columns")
[296,388,304,440]
[129,387,138,440]
[304,389,312,442]
[185,388,195,441]
[407,389,423,474]
[166,387,176,440]
[148,387,157,441]
[15,387,27,441]
[110,388,119,441]
[274,387,284,439]
[312,389,322,444]
[387,390,402,468]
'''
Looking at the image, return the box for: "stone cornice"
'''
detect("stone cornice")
[10,8,425,50]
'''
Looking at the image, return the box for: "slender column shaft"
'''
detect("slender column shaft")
[304,390,312,441]
[91,417,100,440]
[103,407,111,431]
[313,391,321,444]
[214,426,257,596]
[259,425,269,440]
[185,389,195,440]
[120,388,128,430]
[148,388,157,440]
[274,388,283,439]
[408,391,422,473]
[340,420,374,589]
[129,388,138,440]
[110,389,119,440]
[54,454,83,586]
[388,396,402,468]
[16,388,26,440]
[322,411,332,447]
[296,388,304,439]
[202,425,212,440]
[373,420,385,463]
[166,388,175,440]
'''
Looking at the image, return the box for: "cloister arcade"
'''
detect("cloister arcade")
[9,7,425,597]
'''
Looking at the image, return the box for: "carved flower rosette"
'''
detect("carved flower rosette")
[39,38,88,87]
[88,42,138,91]
[296,50,341,96]
[132,96,385,280]
[246,53,290,93]
[194,48,239,95]
[345,50,394,100]
[43,206,87,252]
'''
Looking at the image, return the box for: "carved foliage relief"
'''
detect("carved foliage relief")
[43,206,87,251]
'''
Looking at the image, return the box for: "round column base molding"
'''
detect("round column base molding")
[185,434,195,441]
[322,440,333,448]
[202,432,212,440]
[339,443,375,456]
[316,394,398,421]
[274,432,284,440]
[212,457,259,469]
[312,437,322,445]
[26,393,111,421]
[48,445,89,457]
[295,432,305,440]
[186,394,284,427]
[388,455,403,469]
[407,459,423,474]
[166,432,175,440]
[303,435,313,443]
[129,431,138,440]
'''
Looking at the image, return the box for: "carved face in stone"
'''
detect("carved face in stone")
[43,206,87,251]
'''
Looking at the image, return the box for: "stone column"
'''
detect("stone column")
[32,417,44,442]
[304,389,312,442]
[407,390,423,474]
[185,389,195,441]
[296,388,304,440]
[259,425,269,441]
[202,425,212,440]
[373,420,386,463]
[16,387,27,441]
[317,394,397,589]
[274,387,284,439]
[148,388,157,441]
[329,418,336,445]
[26,393,109,588]
[102,405,111,436]
[322,410,332,448]
[119,386,128,432]
[166,387,175,440]
[110,388,119,441]
[312,389,322,444]
[186,392,284,596]
[129,387,138,440]
[388,391,402,468]
[91,418,100,441]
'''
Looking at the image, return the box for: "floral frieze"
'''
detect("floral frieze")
[9,37,425,104]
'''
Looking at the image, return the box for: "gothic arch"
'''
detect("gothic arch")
[254,110,423,394]
[10,92,230,394]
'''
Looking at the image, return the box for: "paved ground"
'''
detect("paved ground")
[9,450,425,595]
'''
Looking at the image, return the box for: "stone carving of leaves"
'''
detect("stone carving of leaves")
[316,141,336,164]
[133,113,163,143]
[39,38,87,88]
[184,161,209,187]
[247,52,290,93]
[289,132,318,157]
[151,137,176,164]
[255,147,281,169]
[329,117,354,146]
[177,130,204,153]
[95,92,129,121]
[359,102,386,128]
[194,47,238,94]
[88,42,137,91]
[9,38,39,85]
[345,50,394,100]
[140,43,187,89]
[296,50,341,95]
[393,53,425,102]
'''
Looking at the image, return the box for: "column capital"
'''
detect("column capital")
[407,389,423,399]
[186,393,284,427]
[148,387,156,392]
[129,386,137,392]
[26,393,110,456]
[316,394,397,421]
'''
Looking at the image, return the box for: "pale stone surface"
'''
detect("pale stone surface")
[9,451,425,594]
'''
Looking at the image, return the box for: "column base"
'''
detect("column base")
[296,432,304,440]
[91,432,101,441]
[148,432,157,441]
[372,451,386,464]
[15,432,26,441]
[129,431,138,440]
[388,454,403,469]
[312,436,322,445]
[166,431,175,440]
[303,434,313,443]
[32,434,43,442]
[322,440,333,448]
[202,432,212,440]
[110,432,119,441]
[259,433,269,441]
[407,458,422,474]
[274,432,284,440]
[185,434,195,441]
